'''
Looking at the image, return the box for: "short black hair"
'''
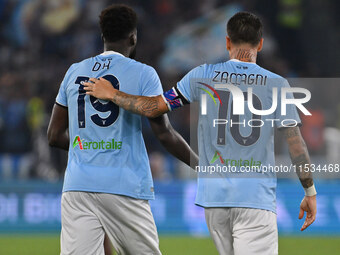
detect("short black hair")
[99,4,137,43]
[227,12,263,46]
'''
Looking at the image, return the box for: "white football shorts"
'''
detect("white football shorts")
[60,191,161,255]
[205,207,278,255]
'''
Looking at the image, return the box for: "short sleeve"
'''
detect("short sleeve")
[140,65,163,96]
[176,65,205,102]
[275,79,302,129]
[56,65,74,107]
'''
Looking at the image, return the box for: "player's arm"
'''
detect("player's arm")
[282,126,317,231]
[83,78,171,118]
[47,104,69,150]
[148,115,198,168]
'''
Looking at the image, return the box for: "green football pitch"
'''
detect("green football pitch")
[0,235,339,254]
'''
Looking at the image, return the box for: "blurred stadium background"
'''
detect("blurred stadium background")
[0,0,340,254]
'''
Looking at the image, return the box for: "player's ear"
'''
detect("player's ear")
[226,36,231,51]
[101,34,105,43]
[129,32,137,47]
[257,38,264,52]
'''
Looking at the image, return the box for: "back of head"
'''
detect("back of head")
[99,4,137,43]
[227,12,263,46]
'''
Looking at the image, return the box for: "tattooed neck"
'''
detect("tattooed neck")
[231,48,257,63]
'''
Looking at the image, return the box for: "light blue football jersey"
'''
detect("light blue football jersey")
[177,59,301,213]
[56,51,163,200]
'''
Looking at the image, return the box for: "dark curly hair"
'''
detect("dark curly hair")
[99,4,137,43]
[227,12,263,46]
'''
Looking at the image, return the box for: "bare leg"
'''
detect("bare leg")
[104,234,113,255]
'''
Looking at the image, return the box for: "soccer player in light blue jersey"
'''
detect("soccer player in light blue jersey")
[47,4,197,255]
[85,12,317,255]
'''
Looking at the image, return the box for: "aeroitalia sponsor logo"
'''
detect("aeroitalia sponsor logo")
[73,136,84,149]
[210,150,225,164]
[72,135,122,150]
[210,150,261,167]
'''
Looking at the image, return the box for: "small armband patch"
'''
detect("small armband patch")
[162,87,189,111]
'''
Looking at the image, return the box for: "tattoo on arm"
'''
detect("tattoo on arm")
[284,126,300,138]
[291,153,314,188]
[135,97,159,117]
[283,127,314,188]
[111,91,167,118]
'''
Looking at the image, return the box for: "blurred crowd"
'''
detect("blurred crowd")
[0,0,340,180]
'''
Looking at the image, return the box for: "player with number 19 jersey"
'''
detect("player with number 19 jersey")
[56,51,162,199]
[176,59,301,212]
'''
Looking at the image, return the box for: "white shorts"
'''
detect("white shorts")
[205,207,278,255]
[61,191,161,255]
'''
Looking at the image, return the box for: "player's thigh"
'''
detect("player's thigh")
[61,192,105,255]
[96,193,161,255]
[205,208,234,255]
[233,208,278,255]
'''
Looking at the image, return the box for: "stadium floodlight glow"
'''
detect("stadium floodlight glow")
[201,84,312,116]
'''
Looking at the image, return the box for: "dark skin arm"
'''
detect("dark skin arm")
[47,104,69,150]
[282,126,316,231]
[83,78,169,118]
[148,115,198,168]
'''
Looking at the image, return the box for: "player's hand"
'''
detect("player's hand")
[83,77,116,101]
[298,195,317,231]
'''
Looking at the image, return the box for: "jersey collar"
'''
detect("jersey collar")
[100,51,124,57]
[229,59,257,64]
